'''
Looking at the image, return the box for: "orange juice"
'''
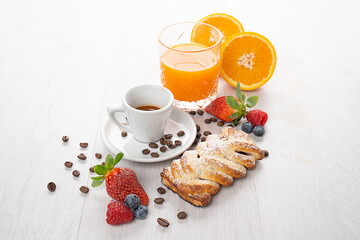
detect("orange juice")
[160,43,220,102]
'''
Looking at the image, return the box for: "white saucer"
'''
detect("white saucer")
[101,107,196,163]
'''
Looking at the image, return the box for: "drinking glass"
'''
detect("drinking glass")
[158,22,222,110]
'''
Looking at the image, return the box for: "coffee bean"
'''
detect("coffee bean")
[102,161,105,165]
[217,121,225,127]
[95,153,102,159]
[160,138,166,145]
[160,146,167,152]
[204,119,211,124]
[78,153,86,160]
[151,152,159,158]
[166,140,173,146]
[164,134,173,139]
[264,150,269,157]
[174,140,182,146]
[189,111,196,115]
[177,211,187,219]
[177,130,185,137]
[154,197,164,204]
[169,145,177,149]
[80,186,89,193]
[47,182,56,192]
[204,131,212,136]
[193,139,199,145]
[149,142,158,148]
[72,170,80,177]
[227,124,233,128]
[157,187,166,194]
[210,117,217,122]
[62,136,69,142]
[157,218,169,227]
[142,149,150,155]
[121,131,127,137]
[196,124,200,132]
[196,132,201,139]
[79,142,88,148]
[196,109,204,115]
[89,167,94,172]
[201,137,206,142]
[64,161,73,168]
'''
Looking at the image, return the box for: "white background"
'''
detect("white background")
[0,0,359,239]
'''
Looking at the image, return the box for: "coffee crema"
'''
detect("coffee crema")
[136,105,161,111]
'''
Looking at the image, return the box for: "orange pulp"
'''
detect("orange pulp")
[160,43,220,102]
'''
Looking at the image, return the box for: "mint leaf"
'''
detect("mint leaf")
[91,176,104,181]
[236,82,242,103]
[229,111,242,119]
[246,96,259,108]
[241,92,245,102]
[94,165,107,175]
[226,96,241,110]
[114,152,124,166]
[105,154,114,170]
[91,178,104,187]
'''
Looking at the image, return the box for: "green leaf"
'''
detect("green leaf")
[113,152,124,166]
[226,96,241,110]
[91,176,104,181]
[233,118,238,126]
[241,92,245,102]
[229,111,242,119]
[236,82,242,103]
[105,154,114,170]
[91,178,104,187]
[233,117,241,126]
[246,96,259,108]
[94,165,107,175]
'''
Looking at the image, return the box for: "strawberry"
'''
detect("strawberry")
[246,109,268,126]
[205,82,260,125]
[106,201,133,225]
[91,153,149,206]
[205,96,238,122]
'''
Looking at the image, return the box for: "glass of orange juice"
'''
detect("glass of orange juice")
[158,22,222,110]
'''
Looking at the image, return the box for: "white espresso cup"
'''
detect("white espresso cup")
[107,84,174,142]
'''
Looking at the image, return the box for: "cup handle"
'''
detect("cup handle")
[107,104,131,133]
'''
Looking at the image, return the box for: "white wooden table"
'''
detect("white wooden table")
[1,0,359,239]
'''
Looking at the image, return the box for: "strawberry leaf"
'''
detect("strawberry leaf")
[91,178,104,187]
[226,96,241,110]
[229,111,242,119]
[246,96,259,108]
[91,176,104,181]
[241,92,245,102]
[236,82,243,104]
[113,152,124,166]
[94,165,107,175]
[105,154,114,170]
[233,117,241,126]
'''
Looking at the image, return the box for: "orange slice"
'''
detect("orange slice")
[220,32,276,90]
[191,13,244,47]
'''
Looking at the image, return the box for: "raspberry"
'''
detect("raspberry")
[106,201,133,225]
[246,109,268,126]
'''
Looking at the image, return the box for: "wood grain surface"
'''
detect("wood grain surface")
[0,0,359,239]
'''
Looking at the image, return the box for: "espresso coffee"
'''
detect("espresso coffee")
[136,105,160,111]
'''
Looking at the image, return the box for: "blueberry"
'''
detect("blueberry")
[253,126,265,136]
[134,205,148,219]
[124,194,140,210]
[241,122,253,133]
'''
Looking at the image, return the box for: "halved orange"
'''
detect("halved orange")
[221,32,276,90]
[191,13,244,47]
